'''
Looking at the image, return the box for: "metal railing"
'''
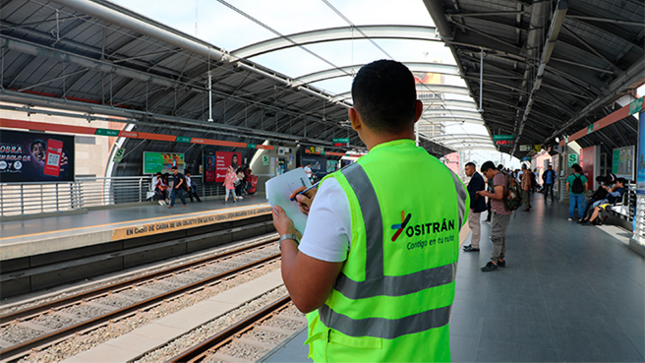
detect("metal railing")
[0,175,227,218]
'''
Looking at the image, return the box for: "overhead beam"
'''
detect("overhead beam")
[231,25,439,59]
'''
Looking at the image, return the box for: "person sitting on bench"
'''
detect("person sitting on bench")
[581,178,627,225]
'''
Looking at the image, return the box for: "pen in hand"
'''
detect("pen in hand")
[290,182,319,201]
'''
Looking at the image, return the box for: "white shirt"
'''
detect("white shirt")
[304,165,312,177]
[152,176,159,189]
[298,178,351,263]
[185,175,192,187]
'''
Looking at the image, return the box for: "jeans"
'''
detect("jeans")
[569,193,584,218]
[544,183,554,201]
[490,212,511,263]
[170,188,186,207]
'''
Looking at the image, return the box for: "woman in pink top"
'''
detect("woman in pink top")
[223,165,237,204]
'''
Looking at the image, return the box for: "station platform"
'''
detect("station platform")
[0,194,271,261]
[261,194,645,362]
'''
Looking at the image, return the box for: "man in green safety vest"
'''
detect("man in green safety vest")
[272,60,469,362]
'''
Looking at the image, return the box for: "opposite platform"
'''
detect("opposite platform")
[0,195,271,261]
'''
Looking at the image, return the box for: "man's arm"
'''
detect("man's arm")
[176,177,183,188]
[272,206,343,313]
[477,185,504,200]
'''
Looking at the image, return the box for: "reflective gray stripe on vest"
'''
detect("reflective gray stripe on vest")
[319,304,451,339]
[329,164,458,299]
[449,170,468,229]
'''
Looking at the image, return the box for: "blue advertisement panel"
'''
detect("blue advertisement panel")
[0,129,75,183]
[638,112,645,194]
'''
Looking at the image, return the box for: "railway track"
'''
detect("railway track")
[169,295,306,363]
[0,235,280,361]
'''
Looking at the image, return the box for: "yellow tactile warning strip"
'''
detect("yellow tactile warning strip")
[0,205,272,242]
[111,205,273,240]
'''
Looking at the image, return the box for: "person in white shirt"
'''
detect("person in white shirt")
[184,172,202,202]
[303,163,313,181]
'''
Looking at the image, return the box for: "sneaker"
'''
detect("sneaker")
[167,206,173,209]
[463,245,480,252]
[158,200,164,206]
[567,218,573,221]
[481,262,498,272]
[497,260,506,268]
[223,201,227,204]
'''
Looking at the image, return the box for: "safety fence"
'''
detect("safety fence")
[0,175,226,218]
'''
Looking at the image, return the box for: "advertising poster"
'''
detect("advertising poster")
[326,160,338,173]
[302,155,327,179]
[0,129,75,183]
[638,113,645,194]
[215,151,241,183]
[143,152,184,174]
[204,150,216,183]
[612,146,635,180]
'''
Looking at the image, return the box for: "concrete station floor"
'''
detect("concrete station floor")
[262,194,644,362]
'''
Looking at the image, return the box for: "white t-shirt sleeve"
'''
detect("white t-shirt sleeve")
[298,177,351,263]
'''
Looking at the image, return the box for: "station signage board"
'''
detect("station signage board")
[493,134,514,141]
[567,153,579,167]
[333,138,349,147]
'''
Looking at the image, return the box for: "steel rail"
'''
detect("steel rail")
[0,253,281,361]
[0,236,278,325]
[169,295,292,363]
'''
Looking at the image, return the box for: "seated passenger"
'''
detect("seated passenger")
[152,172,167,205]
[581,178,627,225]
[578,176,609,222]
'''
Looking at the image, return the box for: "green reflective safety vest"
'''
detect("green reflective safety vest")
[305,139,469,362]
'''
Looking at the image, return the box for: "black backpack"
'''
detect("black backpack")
[571,174,584,194]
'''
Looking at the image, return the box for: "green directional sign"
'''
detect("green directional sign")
[493,134,514,141]
[95,128,119,136]
[333,137,349,147]
[629,98,643,116]
[176,136,191,143]
[112,148,126,163]
[587,124,594,134]
[247,143,257,149]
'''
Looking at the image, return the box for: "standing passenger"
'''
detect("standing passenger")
[521,164,532,211]
[169,166,187,209]
[270,60,469,362]
[185,172,202,202]
[463,162,486,252]
[565,163,588,221]
[476,162,511,272]
[223,165,237,204]
[542,165,556,202]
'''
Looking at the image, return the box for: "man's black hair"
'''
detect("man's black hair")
[351,60,417,134]
[572,164,582,173]
[547,165,553,168]
[156,172,162,176]
[522,164,528,170]
[481,161,497,173]
[616,177,628,185]
[172,166,178,170]
[497,164,504,170]
[465,162,476,168]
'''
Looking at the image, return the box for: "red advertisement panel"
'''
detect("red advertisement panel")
[215,151,241,183]
[580,146,595,190]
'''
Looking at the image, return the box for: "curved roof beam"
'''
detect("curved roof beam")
[418,117,484,125]
[430,133,492,141]
[422,109,483,119]
[332,83,470,102]
[231,25,439,59]
[292,62,459,87]
[422,99,479,110]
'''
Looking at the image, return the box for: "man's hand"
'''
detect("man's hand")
[289,186,317,216]
[272,205,297,236]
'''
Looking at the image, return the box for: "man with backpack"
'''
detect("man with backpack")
[542,165,557,202]
[476,161,514,272]
[565,163,588,221]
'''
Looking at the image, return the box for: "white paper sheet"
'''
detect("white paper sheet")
[265,168,312,234]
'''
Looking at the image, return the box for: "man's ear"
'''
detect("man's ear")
[349,107,362,131]
[413,99,423,123]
